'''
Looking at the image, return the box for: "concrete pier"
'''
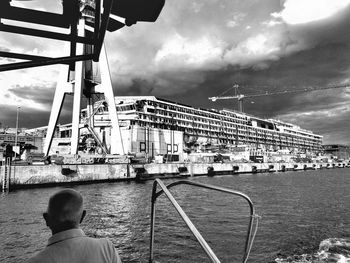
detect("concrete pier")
[0,161,348,190]
[1,164,132,189]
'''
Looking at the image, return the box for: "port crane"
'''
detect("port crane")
[0,0,165,156]
[209,83,350,112]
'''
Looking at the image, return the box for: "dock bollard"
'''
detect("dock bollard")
[178,167,188,173]
[134,167,146,181]
[207,166,214,176]
[251,166,258,173]
[178,167,189,177]
[281,165,286,172]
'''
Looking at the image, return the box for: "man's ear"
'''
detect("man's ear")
[80,210,86,224]
[43,212,50,227]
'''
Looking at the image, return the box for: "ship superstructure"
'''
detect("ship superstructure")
[66,96,322,158]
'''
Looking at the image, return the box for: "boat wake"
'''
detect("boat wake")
[275,238,350,263]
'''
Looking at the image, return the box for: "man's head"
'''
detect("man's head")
[43,189,86,234]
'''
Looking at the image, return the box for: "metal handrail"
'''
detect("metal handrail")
[149,179,257,263]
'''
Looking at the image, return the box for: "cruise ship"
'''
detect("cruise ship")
[46,96,323,158]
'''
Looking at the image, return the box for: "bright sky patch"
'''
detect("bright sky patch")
[275,0,350,24]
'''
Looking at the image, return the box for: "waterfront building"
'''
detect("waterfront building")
[323,144,350,160]
[46,96,323,158]
[0,130,43,160]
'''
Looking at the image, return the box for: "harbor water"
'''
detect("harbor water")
[1,169,350,263]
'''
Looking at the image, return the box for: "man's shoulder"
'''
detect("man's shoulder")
[28,236,121,263]
[27,249,53,263]
[82,235,114,247]
[82,237,122,262]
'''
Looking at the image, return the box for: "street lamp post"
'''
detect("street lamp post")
[14,106,20,157]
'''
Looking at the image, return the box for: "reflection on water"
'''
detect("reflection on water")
[1,169,350,263]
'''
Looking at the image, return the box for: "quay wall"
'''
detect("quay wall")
[141,162,346,176]
[0,162,348,189]
[1,164,132,189]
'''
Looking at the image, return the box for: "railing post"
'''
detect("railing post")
[149,180,158,263]
[149,179,258,263]
[1,165,4,192]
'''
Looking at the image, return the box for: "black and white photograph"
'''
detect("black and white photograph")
[1,0,350,262]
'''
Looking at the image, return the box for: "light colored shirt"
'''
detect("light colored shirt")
[28,228,122,263]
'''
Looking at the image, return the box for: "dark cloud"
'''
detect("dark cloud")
[276,105,350,145]
[2,0,350,145]
[107,1,350,100]
[2,84,75,128]
[0,105,70,129]
[8,85,55,108]
[115,78,155,96]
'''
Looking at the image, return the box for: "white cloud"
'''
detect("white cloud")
[243,34,275,55]
[223,33,281,66]
[272,0,350,24]
[191,2,204,13]
[154,34,225,70]
[262,20,283,27]
[153,31,288,72]
[226,12,246,28]
[226,20,238,28]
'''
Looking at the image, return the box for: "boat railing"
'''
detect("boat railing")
[149,179,260,263]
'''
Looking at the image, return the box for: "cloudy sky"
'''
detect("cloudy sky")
[1,0,350,145]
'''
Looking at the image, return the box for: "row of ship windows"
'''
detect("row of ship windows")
[92,117,321,144]
[115,105,136,112]
[285,129,318,138]
[131,119,322,142]
[140,112,321,140]
[219,141,320,149]
[146,108,248,125]
[108,102,320,140]
[199,139,321,148]
[140,114,254,131]
[93,115,320,143]
[135,122,320,146]
[101,100,319,139]
[143,100,249,121]
[0,136,34,141]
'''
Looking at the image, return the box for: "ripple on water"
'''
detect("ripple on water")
[1,169,350,263]
[275,238,350,263]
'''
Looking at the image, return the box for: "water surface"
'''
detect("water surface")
[1,169,349,262]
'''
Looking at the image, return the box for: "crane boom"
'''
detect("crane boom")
[209,83,350,102]
[209,95,244,101]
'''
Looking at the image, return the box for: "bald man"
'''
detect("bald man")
[28,189,122,263]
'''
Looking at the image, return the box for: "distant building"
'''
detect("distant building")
[0,131,43,159]
[323,144,350,160]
